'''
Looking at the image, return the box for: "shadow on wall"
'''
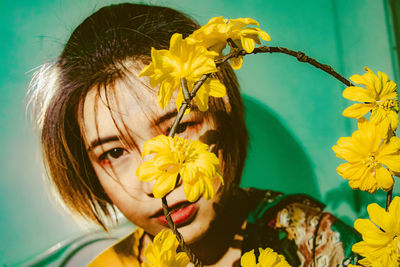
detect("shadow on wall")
[240,94,320,200]
[325,181,391,223]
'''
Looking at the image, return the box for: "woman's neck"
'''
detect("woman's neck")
[187,187,250,266]
[139,187,250,266]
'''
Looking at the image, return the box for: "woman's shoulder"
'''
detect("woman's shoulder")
[242,188,360,266]
[88,227,144,267]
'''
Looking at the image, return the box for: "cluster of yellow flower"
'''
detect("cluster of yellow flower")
[137,16,292,266]
[142,230,189,267]
[333,68,400,193]
[241,248,291,267]
[333,68,400,266]
[136,135,222,202]
[138,13,400,266]
[139,16,270,112]
[144,230,292,267]
[351,197,400,267]
[137,16,270,203]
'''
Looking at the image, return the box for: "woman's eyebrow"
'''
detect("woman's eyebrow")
[88,135,121,152]
[154,106,199,126]
[154,110,178,125]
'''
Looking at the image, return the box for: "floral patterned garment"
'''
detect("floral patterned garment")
[242,188,360,267]
[89,188,360,266]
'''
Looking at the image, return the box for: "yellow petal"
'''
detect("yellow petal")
[180,164,197,183]
[142,135,170,156]
[152,49,175,72]
[194,90,209,111]
[388,111,399,130]
[152,153,178,170]
[379,154,400,172]
[207,16,227,25]
[336,162,365,180]
[367,203,391,232]
[240,250,257,267]
[388,197,400,233]
[205,78,226,97]
[229,17,259,28]
[333,136,366,162]
[189,46,218,78]
[152,173,178,198]
[370,108,386,124]
[257,28,271,41]
[343,103,374,119]
[230,56,243,70]
[183,179,201,202]
[169,33,183,58]
[139,62,155,77]
[136,161,161,182]
[378,137,400,156]
[343,86,376,102]
[375,165,394,191]
[158,79,177,109]
[241,36,255,53]
[350,73,369,87]
[174,253,190,267]
[357,169,378,193]
[354,219,392,246]
[200,173,215,200]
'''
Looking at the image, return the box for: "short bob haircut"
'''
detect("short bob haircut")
[29,3,248,230]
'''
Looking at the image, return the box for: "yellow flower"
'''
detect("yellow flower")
[332,118,400,193]
[136,135,223,202]
[352,197,400,267]
[143,229,189,267]
[343,67,399,131]
[241,248,292,267]
[189,16,270,69]
[139,33,226,111]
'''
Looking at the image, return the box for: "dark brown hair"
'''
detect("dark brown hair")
[31,3,248,229]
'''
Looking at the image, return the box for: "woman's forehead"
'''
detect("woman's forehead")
[81,74,176,147]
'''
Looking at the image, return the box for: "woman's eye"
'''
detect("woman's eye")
[166,121,199,135]
[98,148,127,164]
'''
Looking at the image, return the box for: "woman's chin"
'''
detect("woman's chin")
[177,218,210,245]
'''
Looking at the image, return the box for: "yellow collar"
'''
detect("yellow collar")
[88,227,144,267]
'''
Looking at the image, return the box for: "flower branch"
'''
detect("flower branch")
[215,45,353,87]
[160,79,206,267]
[386,188,393,211]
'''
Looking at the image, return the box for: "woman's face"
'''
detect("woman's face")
[82,68,229,243]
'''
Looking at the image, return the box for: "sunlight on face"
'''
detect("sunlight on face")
[81,66,228,243]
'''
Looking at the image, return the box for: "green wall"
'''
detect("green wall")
[0,0,398,265]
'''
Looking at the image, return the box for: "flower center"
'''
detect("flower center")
[378,99,399,111]
[387,235,400,262]
[365,154,378,168]
[172,138,190,164]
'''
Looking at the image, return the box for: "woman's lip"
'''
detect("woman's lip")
[155,202,198,227]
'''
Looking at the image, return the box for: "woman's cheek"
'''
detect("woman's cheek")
[94,154,142,191]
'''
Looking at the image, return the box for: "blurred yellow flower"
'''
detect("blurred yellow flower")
[343,67,399,131]
[189,16,270,69]
[136,135,223,202]
[143,229,189,267]
[332,118,400,193]
[139,33,226,111]
[352,197,400,267]
[241,248,291,267]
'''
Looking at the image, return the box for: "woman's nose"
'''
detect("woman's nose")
[141,178,156,197]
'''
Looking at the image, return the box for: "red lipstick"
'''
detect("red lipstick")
[155,202,198,227]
